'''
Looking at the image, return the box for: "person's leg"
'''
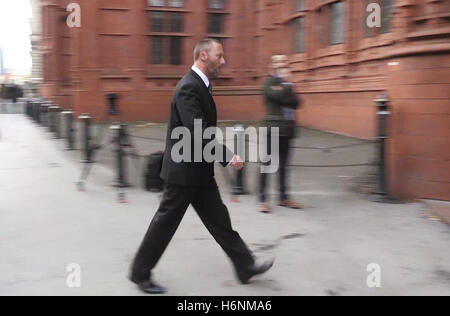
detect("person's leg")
[259,170,268,202]
[259,132,271,203]
[279,137,291,201]
[131,184,193,281]
[192,181,255,277]
[278,137,302,209]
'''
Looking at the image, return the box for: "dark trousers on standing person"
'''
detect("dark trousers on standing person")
[131,179,255,282]
[259,135,292,203]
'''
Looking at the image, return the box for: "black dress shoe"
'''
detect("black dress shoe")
[130,274,167,294]
[137,279,167,294]
[237,259,275,284]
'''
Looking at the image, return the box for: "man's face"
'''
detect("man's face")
[271,55,288,71]
[205,42,226,78]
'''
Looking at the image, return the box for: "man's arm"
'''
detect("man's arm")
[175,82,206,131]
[221,144,235,168]
[263,77,299,109]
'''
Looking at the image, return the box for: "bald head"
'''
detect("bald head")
[193,38,226,78]
[194,39,222,62]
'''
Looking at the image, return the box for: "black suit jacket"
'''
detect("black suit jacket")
[160,70,234,187]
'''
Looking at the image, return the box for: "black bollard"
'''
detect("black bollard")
[31,100,37,122]
[41,103,49,127]
[47,105,53,131]
[30,100,34,119]
[38,101,42,123]
[54,106,62,139]
[39,103,45,125]
[37,101,43,124]
[111,123,129,188]
[49,106,58,133]
[79,114,92,163]
[62,110,75,150]
[375,94,391,198]
[31,99,38,123]
[30,100,35,121]
[26,99,31,118]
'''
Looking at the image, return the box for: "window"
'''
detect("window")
[170,12,184,32]
[170,37,182,64]
[151,37,183,65]
[168,0,183,7]
[294,18,305,53]
[148,0,183,7]
[150,12,184,32]
[209,0,225,10]
[208,13,224,34]
[149,0,164,6]
[151,37,164,64]
[381,0,392,33]
[330,1,344,44]
[148,1,185,65]
[208,0,226,34]
[151,12,164,32]
[315,1,345,48]
[207,0,227,49]
[364,0,393,37]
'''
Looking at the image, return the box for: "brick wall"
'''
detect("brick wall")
[387,54,450,200]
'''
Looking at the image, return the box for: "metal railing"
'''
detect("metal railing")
[23,93,392,201]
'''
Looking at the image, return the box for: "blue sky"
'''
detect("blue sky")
[0,0,32,75]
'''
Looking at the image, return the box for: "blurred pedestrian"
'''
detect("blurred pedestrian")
[259,55,302,213]
[130,39,274,294]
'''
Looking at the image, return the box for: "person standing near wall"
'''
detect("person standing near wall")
[259,55,302,213]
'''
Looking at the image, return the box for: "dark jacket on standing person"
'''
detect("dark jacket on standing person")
[261,76,300,138]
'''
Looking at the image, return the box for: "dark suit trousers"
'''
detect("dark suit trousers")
[131,179,255,281]
[259,136,291,203]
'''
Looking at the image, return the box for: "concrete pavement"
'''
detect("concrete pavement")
[0,113,449,296]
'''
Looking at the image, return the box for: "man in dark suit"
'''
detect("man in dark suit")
[130,39,274,294]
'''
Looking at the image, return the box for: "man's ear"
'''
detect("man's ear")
[200,50,208,62]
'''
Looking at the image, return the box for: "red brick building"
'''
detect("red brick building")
[39,0,449,201]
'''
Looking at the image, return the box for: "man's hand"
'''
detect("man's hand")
[278,67,293,83]
[270,85,283,91]
[230,155,244,170]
